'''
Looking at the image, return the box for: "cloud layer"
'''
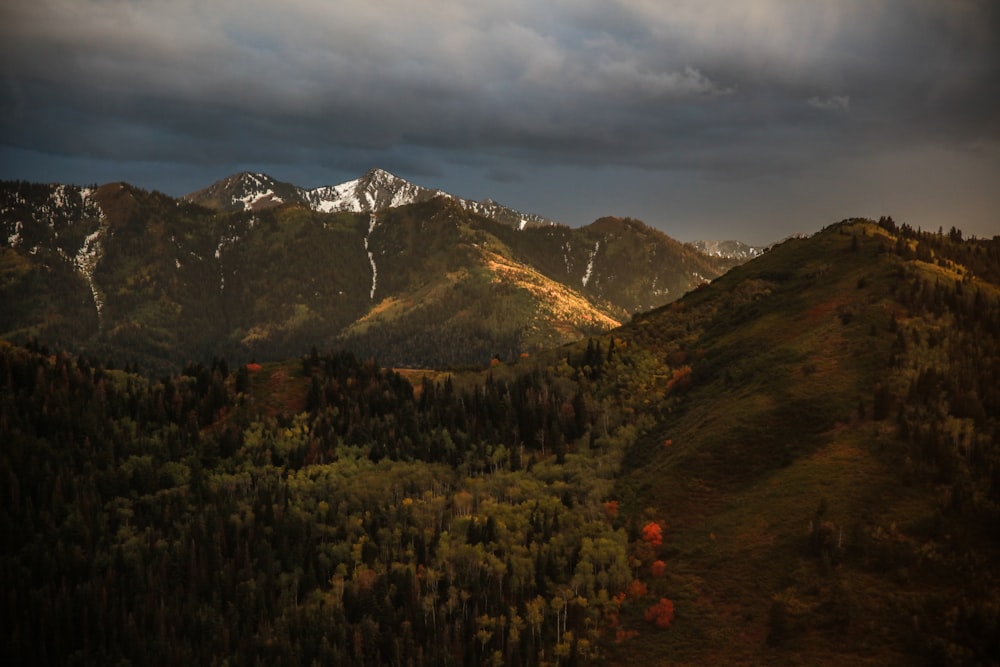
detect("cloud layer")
[2,0,998,242]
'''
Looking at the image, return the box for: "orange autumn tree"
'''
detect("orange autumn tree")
[644,598,676,629]
[651,560,666,578]
[641,521,663,547]
[627,579,648,598]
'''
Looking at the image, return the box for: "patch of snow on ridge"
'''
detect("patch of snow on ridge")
[365,214,378,299]
[388,182,418,208]
[582,241,600,287]
[362,182,377,212]
[235,188,279,210]
[7,220,22,247]
[74,223,106,327]
[691,239,766,259]
[50,185,69,219]
[309,179,362,213]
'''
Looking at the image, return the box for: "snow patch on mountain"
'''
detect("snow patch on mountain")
[691,239,766,259]
[582,241,600,287]
[7,220,22,247]
[75,228,105,320]
[309,180,362,213]
[365,213,379,299]
[237,188,280,209]
[79,187,107,324]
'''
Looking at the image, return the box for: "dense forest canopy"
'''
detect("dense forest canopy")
[3,218,1000,665]
[1,337,672,665]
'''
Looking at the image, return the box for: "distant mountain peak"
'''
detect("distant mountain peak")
[184,172,302,212]
[304,168,440,214]
[690,239,767,260]
[364,167,396,180]
[185,169,559,229]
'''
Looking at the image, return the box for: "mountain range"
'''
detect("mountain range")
[1,171,746,373]
[184,168,560,230]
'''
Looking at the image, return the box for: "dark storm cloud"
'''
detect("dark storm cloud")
[1,0,998,242]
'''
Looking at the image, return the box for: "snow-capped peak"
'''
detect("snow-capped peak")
[185,168,559,229]
[183,172,302,212]
[304,168,441,214]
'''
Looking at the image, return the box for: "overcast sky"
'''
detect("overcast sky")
[2,1,998,244]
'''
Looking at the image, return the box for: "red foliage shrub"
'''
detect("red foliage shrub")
[641,521,663,547]
[603,500,620,520]
[644,598,675,629]
[627,579,648,598]
[651,560,666,578]
[246,363,262,372]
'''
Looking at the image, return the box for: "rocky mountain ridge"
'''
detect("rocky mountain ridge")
[690,238,767,260]
[1,178,737,372]
[184,168,557,229]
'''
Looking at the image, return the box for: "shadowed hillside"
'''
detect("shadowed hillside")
[600,219,1000,665]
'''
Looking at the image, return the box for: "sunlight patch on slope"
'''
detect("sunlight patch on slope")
[479,248,621,330]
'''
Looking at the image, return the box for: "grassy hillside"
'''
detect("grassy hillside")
[599,220,1000,665]
[337,200,625,366]
[485,215,727,313]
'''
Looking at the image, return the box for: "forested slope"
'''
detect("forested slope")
[606,218,1000,665]
[2,218,999,666]
[1,341,654,665]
